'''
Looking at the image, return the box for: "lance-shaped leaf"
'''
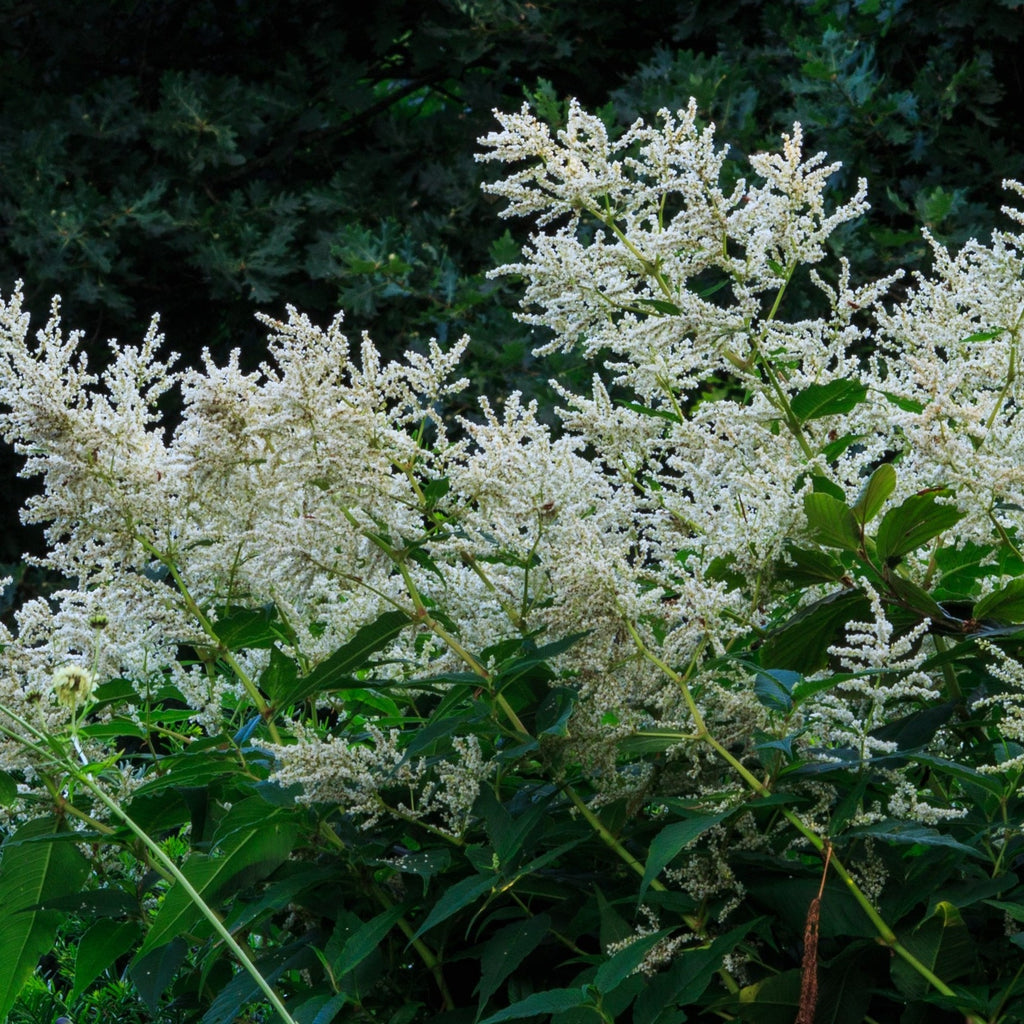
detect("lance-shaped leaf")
[891,901,975,1000]
[476,913,551,1013]
[755,669,802,713]
[284,609,409,705]
[479,987,591,1024]
[804,492,860,551]
[791,379,867,423]
[851,463,896,527]
[136,803,300,958]
[328,904,410,979]
[70,919,142,1004]
[641,811,731,897]
[974,578,1024,623]
[875,490,964,563]
[0,818,90,1020]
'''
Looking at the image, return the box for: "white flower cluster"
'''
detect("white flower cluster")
[475,98,1024,753]
[264,727,488,837]
[2,97,1023,832]
[806,584,937,760]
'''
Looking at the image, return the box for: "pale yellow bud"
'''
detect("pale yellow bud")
[52,664,95,709]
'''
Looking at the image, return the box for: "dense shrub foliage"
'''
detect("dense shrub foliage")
[4,94,1024,1023]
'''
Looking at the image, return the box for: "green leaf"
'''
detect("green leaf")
[642,811,731,897]
[0,772,18,806]
[619,727,703,756]
[287,610,409,704]
[421,474,451,507]
[984,900,1024,924]
[960,329,1005,343]
[974,578,1024,623]
[536,686,576,736]
[479,987,590,1024]
[494,633,588,690]
[595,929,673,994]
[870,701,957,751]
[635,297,683,315]
[203,937,317,1024]
[761,590,872,674]
[933,540,1002,600]
[388,849,452,891]
[474,784,550,867]
[291,991,351,1024]
[851,463,896,526]
[212,604,287,650]
[810,474,847,501]
[791,379,867,423]
[875,491,964,563]
[129,939,187,1014]
[130,748,248,797]
[729,970,802,1022]
[90,677,141,711]
[330,905,408,978]
[259,645,299,704]
[791,671,858,706]
[489,229,520,267]
[803,492,860,551]
[619,399,682,424]
[754,669,801,713]
[28,889,137,916]
[476,913,551,1012]
[0,817,90,1020]
[405,704,490,759]
[779,544,847,585]
[224,866,337,935]
[891,901,975,1000]
[412,873,495,940]
[880,390,925,413]
[884,573,948,620]
[908,753,1006,798]
[844,820,982,858]
[70,919,142,1003]
[633,944,724,1024]
[77,720,148,742]
[137,804,300,957]
[822,432,867,462]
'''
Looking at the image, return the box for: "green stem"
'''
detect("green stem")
[361,528,532,737]
[461,551,528,632]
[136,536,282,743]
[41,773,117,836]
[565,785,666,892]
[625,623,980,1017]
[745,265,816,460]
[978,325,1018,445]
[931,635,962,703]
[374,884,456,1011]
[317,822,454,1009]
[0,708,296,1024]
[989,508,1024,562]
[565,785,738,995]
[84,779,298,1024]
[598,202,676,301]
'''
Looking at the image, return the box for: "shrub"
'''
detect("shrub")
[3,96,1024,1023]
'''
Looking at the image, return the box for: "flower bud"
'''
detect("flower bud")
[53,664,95,709]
